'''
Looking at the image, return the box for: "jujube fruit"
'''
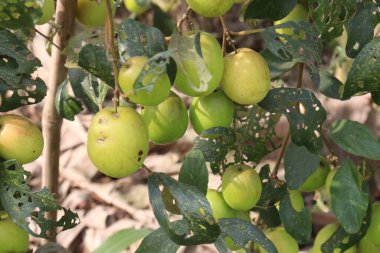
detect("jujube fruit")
[186,0,234,18]
[0,211,29,253]
[76,0,115,27]
[124,0,150,14]
[258,227,299,253]
[36,0,55,25]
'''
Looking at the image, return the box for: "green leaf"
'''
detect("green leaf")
[345,1,379,58]
[330,159,369,234]
[258,205,281,228]
[0,0,43,29]
[0,160,79,239]
[309,0,357,42]
[218,218,278,253]
[310,69,342,100]
[372,90,380,106]
[279,192,312,244]
[78,44,115,87]
[259,88,327,153]
[342,37,380,99]
[178,150,208,195]
[284,142,320,189]
[92,228,152,253]
[35,242,70,253]
[55,79,83,121]
[261,48,297,80]
[328,119,380,160]
[148,173,220,245]
[136,227,180,253]
[0,29,46,111]
[118,19,166,62]
[244,0,297,21]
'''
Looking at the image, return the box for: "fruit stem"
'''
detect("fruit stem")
[34,28,62,50]
[176,7,191,30]
[105,0,120,113]
[219,16,237,53]
[229,28,265,37]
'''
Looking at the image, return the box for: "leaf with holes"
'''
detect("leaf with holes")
[309,0,357,42]
[0,160,79,239]
[330,159,369,234]
[148,172,220,246]
[284,142,320,189]
[136,227,180,253]
[342,37,380,99]
[259,88,327,153]
[118,19,166,62]
[234,105,282,164]
[345,1,379,58]
[244,0,297,21]
[55,79,83,121]
[0,1,43,29]
[0,29,46,111]
[193,127,236,174]
[261,48,297,80]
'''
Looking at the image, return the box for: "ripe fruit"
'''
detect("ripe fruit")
[258,227,299,253]
[309,224,357,253]
[299,158,330,192]
[222,164,262,211]
[186,0,234,17]
[274,3,308,40]
[36,0,55,25]
[174,32,224,97]
[76,0,115,27]
[141,92,188,145]
[87,107,149,178]
[189,90,234,135]
[124,0,149,14]
[118,56,171,106]
[221,48,270,105]
[0,114,43,164]
[0,212,29,253]
[364,202,380,246]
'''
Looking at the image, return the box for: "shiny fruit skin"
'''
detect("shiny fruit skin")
[87,107,149,178]
[124,0,149,14]
[221,48,270,105]
[189,90,234,135]
[141,92,188,145]
[174,32,224,97]
[299,158,330,192]
[36,0,54,25]
[0,114,43,164]
[0,212,29,253]
[274,4,308,40]
[222,164,262,211]
[259,227,299,253]
[118,56,171,106]
[76,0,115,27]
[365,202,380,246]
[186,0,234,17]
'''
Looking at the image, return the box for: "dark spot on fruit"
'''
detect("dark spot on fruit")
[138,157,142,162]
[98,137,106,144]
[33,150,35,153]
[98,118,103,124]
[138,150,143,156]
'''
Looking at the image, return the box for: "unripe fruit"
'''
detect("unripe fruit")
[221,48,270,105]
[186,0,234,17]
[87,107,149,178]
[359,234,380,253]
[174,32,224,97]
[298,158,330,192]
[189,90,234,135]
[365,202,380,246]
[325,168,338,197]
[36,0,54,25]
[124,0,150,15]
[118,56,171,106]
[222,164,262,211]
[141,92,188,145]
[274,4,308,40]
[76,0,115,27]
[258,227,299,253]
[288,190,304,212]
[0,212,29,253]
[0,114,43,164]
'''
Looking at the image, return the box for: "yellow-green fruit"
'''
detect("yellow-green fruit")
[87,107,149,178]
[141,92,188,145]
[359,233,380,253]
[288,190,304,212]
[124,0,150,14]
[365,202,380,246]
[0,114,43,164]
[189,90,234,135]
[174,32,224,97]
[36,0,54,25]
[274,4,308,39]
[186,0,234,17]
[309,224,357,253]
[221,48,270,105]
[299,158,330,192]
[118,56,171,106]
[222,164,262,211]
[259,227,299,253]
[0,212,29,253]
[76,0,115,27]
[325,168,338,197]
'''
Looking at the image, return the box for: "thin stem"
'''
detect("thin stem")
[229,28,265,37]
[142,164,153,173]
[177,7,191,29]
[34,28,62,50]
[219,16,237,53]
[105,0,120,112]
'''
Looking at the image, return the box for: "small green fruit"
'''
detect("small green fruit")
[87,107,149,178]
[124,0,150,14]
[365,202,380,247]
[118,56,171,106]
[0,114,43,164]
[186,0,234,17]
[299,158,330,192]
[141,92,188,145]
[288,190,304,212]
[325,168,338,197]
[189,90,234,135]
[259,227,299,253]
[0,212,29,253]
[36,0,55,25]
[222,164,262,211]
[76,0,115,27]
[359,233,380,253]
[274,4,308,40]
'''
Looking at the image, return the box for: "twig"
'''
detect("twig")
[229,28,265,37]
[34,28,62,50]
[176,7,191,29]
[141,164,153,174]
[219,16,237,53]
